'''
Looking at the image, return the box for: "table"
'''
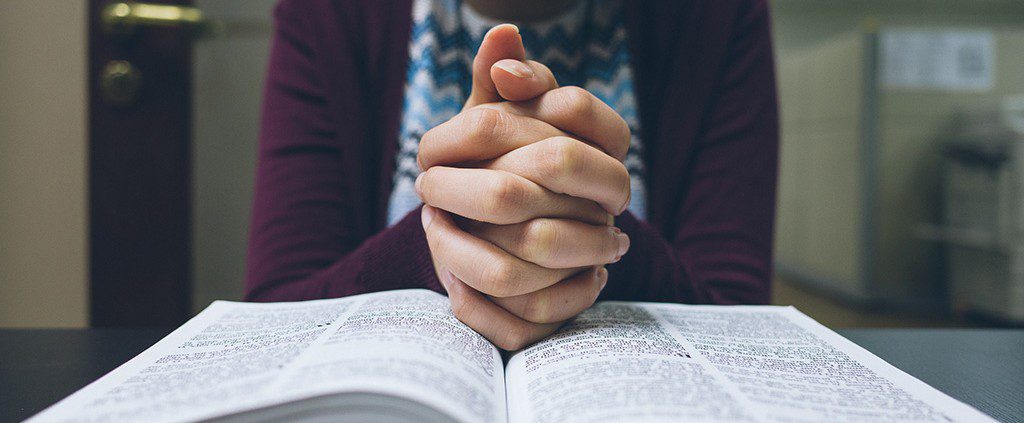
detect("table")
[1,329,1022,422]
[841,329,1024,423]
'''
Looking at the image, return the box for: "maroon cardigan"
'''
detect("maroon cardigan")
[245,0,779,305]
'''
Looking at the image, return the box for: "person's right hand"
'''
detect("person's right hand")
[417,24,633,350]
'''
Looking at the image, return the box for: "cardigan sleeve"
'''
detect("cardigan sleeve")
[245,1,440,301]
[604,0,778,305]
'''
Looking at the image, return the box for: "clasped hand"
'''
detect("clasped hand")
[417,25,631,350]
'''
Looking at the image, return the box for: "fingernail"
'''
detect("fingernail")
[415,172,424,196]
[614,232,630,255]
[494,59,533,78]
[421,205,435,229]
[610,227,626,257]
[597,267,608,290]
[487,23,520,39]
[610,230,626,257]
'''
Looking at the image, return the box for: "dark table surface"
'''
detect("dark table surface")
[1,328,1022,423]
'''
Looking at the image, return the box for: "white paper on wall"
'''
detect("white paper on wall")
[881,29,995,91]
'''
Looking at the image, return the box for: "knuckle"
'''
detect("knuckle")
[483,175,525,218]
[522,219,559,264]
[500,324,533,351]
[521,292,554,324]
[537,137,583,182]
[417,128,440,168]
[483,258,519,297]
[448,287,474,323]
[417,168,438,201]
[556,86,594,118]
[463,107,504,145]
[580,201,611,226]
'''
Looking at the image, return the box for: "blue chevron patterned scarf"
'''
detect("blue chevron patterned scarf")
[387,0,647,225]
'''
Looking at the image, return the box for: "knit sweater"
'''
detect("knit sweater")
[387,0,648,225]
[245,0,779,305]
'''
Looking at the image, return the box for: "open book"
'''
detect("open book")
[31,289,992,422]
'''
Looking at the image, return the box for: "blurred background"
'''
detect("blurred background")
[1,0,1022,329]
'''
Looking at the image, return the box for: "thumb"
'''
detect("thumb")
[464,24,525,109]
[491,59,559,102]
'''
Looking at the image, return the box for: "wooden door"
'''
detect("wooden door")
[88,0,196,327]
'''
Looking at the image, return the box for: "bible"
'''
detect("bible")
[30,289,993,422]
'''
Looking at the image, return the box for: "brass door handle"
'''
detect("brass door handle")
[102,2,223,38]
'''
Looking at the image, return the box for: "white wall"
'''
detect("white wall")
[771,0,1024,59]
[0,1,89,327]
[191,0,275,311]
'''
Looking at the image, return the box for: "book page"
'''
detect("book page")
[29,289,504,423]
[272,289,506,423]
[28,296,357,422]
[505,303,995,423]
[652,304,994,422]
[504,303,758,422]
